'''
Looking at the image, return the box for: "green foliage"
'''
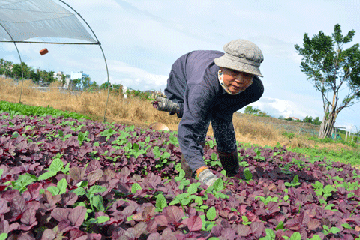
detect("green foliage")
[0,233,8,240]
[0,100,90,120]
[303,115,322,125]
[303,115,313,123]
[255,195,279,205]
[282,132,295,141]
[244,106,270,117]
[322,225,341,235]
[0,59,56,84]
[38,155,70,181]
[131,183,142,194]
[155,193,167,212]
[259,229,275,240]
[284,175,301,187]
[47,178,67,196]
[11,173,37,194]
[244,168,253,181]
[295,24,360,137]
[244,106,261,115]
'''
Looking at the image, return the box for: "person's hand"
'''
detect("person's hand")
[151,99,159,109]
[197,167,218,187]
[151,95,167,109]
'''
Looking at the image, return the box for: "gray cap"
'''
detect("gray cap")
[214,39,264,77]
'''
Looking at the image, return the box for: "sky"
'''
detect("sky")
[1,0,360,134]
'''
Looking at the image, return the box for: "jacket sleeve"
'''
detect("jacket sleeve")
[177,83,216,172]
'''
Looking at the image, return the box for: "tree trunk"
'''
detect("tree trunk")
[319,111,337,139]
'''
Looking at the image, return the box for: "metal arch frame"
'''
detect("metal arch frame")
[0,22,26,103]
[0,0,112,123]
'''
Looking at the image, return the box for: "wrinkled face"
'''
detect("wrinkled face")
[220,67,254,94]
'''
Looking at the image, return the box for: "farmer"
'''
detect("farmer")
[153,39,264,187]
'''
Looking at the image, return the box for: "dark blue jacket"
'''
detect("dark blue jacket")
[164,50,264,172]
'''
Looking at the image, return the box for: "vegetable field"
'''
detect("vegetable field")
[1,106,360,239]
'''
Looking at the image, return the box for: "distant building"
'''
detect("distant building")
[65,71,90,90]
[285,115,299,121]
[53,71,64,82]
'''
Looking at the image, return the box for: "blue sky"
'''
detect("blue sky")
[1,0,360,134]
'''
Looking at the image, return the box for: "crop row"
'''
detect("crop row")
[0,112,360,239]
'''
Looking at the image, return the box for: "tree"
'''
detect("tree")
[295,24,360,139]
[313,117,322,125]
[71,78,82,90]
[244,106,261,115]
[60,73,66,87]
[12,62,32,79]
[80,76,91,90]
[87,81,99,92]
[303,115,313,124]
[1,60,13,77]
[30,69,40,83]
[100,82,111,90]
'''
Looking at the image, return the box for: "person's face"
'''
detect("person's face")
[220,67,254,94]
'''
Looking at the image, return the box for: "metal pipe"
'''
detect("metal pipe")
[0,22,25,103]
[57,0,111,123]
[0,0,112,123]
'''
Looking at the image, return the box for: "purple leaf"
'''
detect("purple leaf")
[0,220,11,234]
[185,215,202,232]
[42,229,56,240]
[68,205,87,227]
[51,208,70,222]
[27,183,41,200]
[235,224,251,237]
[163,206,184,224]
[60,192,78,206]
[210,224,223,237]
[0,198,10,215]
[69,229,87,239]
[124,222,147,239]
[220,227,237,240]
[58,220,76,233]
[154,214,168,230]
[307,218,321,231]
[43,190,61,209]
[85,160,101,174]
[250,222,265,239]
[69,166,86,182]
[161,227,178,240]
[87,169,103,186]
[20,208,37,226]
[148,232,161,240]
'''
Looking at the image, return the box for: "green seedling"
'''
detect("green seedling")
[155,192,167,212]
[322,225,341,236]
[255,196,279,205]
[259,228,275,240]
[199,214,217,232]
[77,130,91,146]
[241,216,251,226]
[244,168,253,181]
[285,175,301,187]
[38,154,70,181]
[47,178,67,196]
[312,181,337,200]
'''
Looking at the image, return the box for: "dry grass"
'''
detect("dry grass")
[0,77,357,153]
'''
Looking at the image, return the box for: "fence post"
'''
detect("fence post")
[122,86,127,99]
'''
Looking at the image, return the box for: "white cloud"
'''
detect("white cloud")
[242,97,323,120]
[102,60,168,90]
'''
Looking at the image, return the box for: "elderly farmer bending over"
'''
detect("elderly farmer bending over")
[153,39,264,187]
